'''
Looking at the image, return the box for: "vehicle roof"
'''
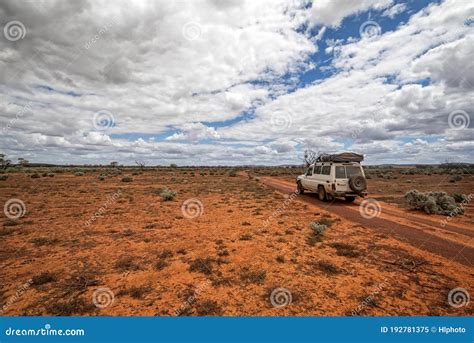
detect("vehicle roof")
[310,162,362,166]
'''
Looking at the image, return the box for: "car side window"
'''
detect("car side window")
[321,166,331,175]
[314,165,322,174]
[335,166,346,178]
[305,167,313,176]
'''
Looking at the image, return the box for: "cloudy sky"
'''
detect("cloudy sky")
[1,0,473,166]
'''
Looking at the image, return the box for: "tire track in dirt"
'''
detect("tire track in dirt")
[259,176,474,267]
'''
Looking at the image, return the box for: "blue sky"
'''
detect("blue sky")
[1,0,472,165]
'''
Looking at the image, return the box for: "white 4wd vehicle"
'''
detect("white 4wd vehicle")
[296,157,368,202]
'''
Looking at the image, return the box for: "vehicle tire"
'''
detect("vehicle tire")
[345,196,356,203]
[296,182,304,194]
[317,186,327,202]
[349,176,367,193]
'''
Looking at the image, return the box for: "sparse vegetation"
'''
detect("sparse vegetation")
[122,176,133,182]
[451,193,468,203]
[405,190,464,215]
[189,257,214,275]
[46,298,96,315]
[331,242,360,257]
[159,188,177,201]
[32,272,56,286]
[239,267,266,284]
[195,300,224,316]
[117,285,152,299]
[114,256,140,271]
[449,175,463,183]
[314,260,341,275]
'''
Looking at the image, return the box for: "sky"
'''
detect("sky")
[0,0,473,166]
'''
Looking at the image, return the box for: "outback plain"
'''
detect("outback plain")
[0,165,473,316]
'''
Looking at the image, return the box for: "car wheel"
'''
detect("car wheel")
[349,176,367,193]
[345,196,356,203]
[296,182,304,194]
[317,186,327,202]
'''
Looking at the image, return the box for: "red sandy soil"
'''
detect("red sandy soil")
[0,169,472,316]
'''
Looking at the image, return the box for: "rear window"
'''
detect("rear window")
[321,166,331,175]
[335,166,346,178]
[346,166,363,177]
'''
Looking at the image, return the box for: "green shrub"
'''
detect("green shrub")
[98,175,106,181]
[451,193,468,203]
[404,190,464,216]
[122,176,133,182]
[48,173,55,177]
[74,172,84,176]
[228,170,237,177]
[0,175,8,181]
[310,222,328,234]
[159,188,177,201]
[449,175,462,183]
[31,173,41,178]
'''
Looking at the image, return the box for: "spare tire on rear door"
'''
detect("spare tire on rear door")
[349,175,367,193]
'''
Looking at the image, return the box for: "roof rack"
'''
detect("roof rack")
[316,152,364,163]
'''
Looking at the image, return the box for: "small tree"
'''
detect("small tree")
[135,160,146,170]
[18,157,29,167]
[303,149,318,167]
[0,154,11,170]
[110,161,118,168]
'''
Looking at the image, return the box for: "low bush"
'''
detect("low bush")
[449,175,462,183]
[74,172,84,176]
[121,176,133,182]
[404,190,464,216]
[309,222,327,235]
[0,175,8,181]
[451,193,468,203]
[159,188,177,201]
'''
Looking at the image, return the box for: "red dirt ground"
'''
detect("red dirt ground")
[0,169,473,316]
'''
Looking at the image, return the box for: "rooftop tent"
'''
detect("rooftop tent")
[317,152,364,163]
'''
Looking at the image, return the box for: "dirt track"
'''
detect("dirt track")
[259,177,474,267]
